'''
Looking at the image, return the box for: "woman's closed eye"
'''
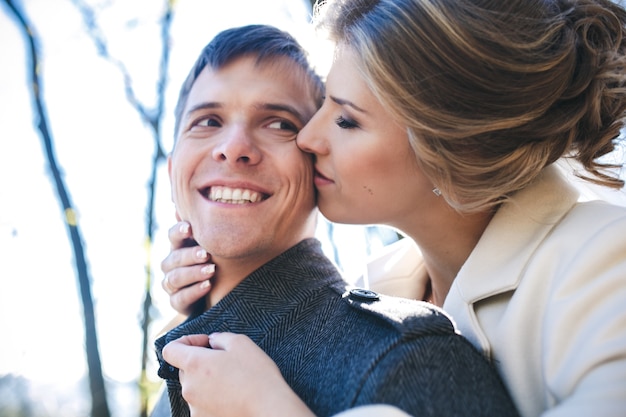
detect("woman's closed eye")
[335,115,359,129]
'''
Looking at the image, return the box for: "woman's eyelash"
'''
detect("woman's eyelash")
[335,116,359,129]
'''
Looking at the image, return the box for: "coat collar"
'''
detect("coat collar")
[155,238,346,381]
[452,164,580,303]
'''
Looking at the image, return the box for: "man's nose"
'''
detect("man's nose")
[212,126,262,165]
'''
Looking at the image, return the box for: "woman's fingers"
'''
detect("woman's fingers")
[161,255,214,293]
[168,274,213,314]
[161,221,215,314]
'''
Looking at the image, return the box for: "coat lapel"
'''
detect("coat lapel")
[444,165,580,354]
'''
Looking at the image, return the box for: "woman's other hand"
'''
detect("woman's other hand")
[163,333,316,417]
[161,221,214,315]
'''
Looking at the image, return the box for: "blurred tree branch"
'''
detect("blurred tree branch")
[70,1,175,415]
[1,1,110,416]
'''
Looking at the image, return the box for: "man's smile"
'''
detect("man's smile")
[204,185,267,204]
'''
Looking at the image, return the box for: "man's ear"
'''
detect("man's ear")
[167,154,175,203]
[168,154,184,229]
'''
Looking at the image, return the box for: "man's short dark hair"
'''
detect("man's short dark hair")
[173,24,324,138]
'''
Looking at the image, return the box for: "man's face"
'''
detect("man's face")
[169,55,318,265]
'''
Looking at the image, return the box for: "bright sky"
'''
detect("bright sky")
[0,1,378,415]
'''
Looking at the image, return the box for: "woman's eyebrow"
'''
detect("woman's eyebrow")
[329,95,368,114]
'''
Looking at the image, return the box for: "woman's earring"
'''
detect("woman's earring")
[432,187,442,197]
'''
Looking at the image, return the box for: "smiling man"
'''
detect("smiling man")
[152,24,519,417]
[167,38,318,309]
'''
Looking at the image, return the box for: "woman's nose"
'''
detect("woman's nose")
[297,111,328,155]
[212,126,262,165]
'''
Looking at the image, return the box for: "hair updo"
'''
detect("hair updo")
[316,0,626,212]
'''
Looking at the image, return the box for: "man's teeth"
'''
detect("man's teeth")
[209,186,262,204]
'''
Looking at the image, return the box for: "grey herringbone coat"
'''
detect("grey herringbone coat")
[153,239,518,417]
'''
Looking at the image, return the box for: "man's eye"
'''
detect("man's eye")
[195,117,221,128]
[335,116,359,129]
[267,120,299,132]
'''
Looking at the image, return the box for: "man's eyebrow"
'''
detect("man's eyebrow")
[187,102,307,123]
[329,95,368,114]
[258,103,307,123]
[186,102,222,116]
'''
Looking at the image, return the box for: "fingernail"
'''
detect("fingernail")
[200,280,211,289]
[196,248,208,259]
[179,222,190,234]
[201,264,215,275]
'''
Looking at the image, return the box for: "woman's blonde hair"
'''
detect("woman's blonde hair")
[316,0,626,212]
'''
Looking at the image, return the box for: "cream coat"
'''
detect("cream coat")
[340,165,626,417]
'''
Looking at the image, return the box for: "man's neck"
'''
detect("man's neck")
[204,247,290,309]
[201,232,316,309]
[205,259,258,309]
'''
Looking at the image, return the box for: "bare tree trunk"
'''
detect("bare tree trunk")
[71,1,175,415]
[140,4,175,409]
[1,1,110,417]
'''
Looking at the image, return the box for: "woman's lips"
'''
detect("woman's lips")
[313,168,334,186]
